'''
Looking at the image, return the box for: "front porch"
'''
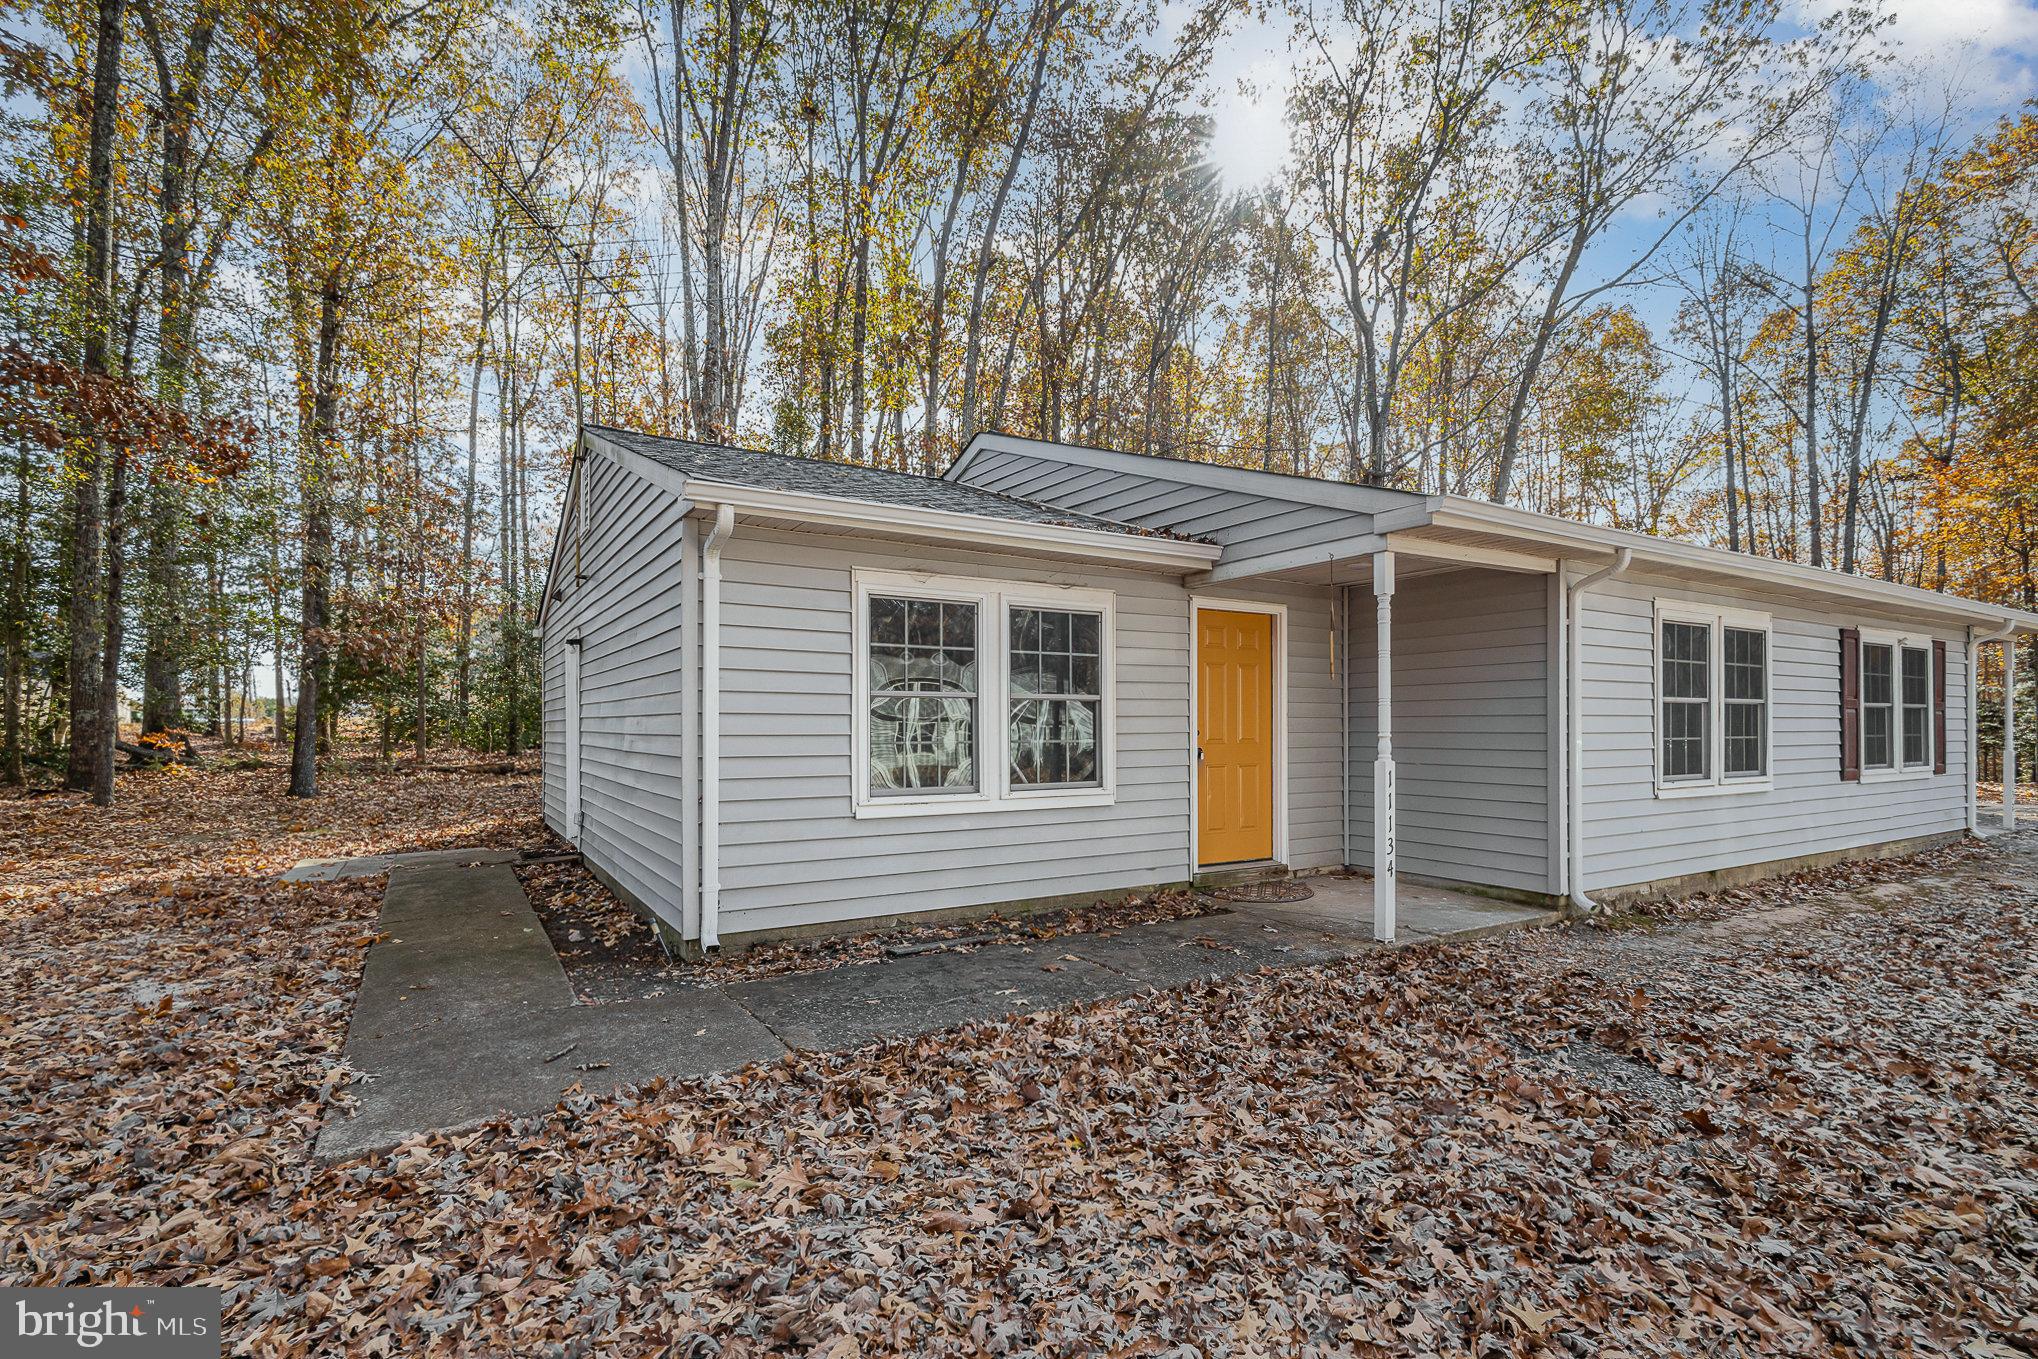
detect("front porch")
[1193,533,1575,942]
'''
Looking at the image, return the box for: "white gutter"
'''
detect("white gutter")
[1564,549,1633,914]
[1425,498,2038,634]
[699,502,736,953]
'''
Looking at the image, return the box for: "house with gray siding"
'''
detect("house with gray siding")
[541,424,2035,956]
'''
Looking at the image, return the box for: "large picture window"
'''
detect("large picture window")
[1655,603,1771,796]
[852,571,1114,816]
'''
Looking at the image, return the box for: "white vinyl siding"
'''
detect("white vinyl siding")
[541,444,692,932]
[1347,568,1553,894]
[1580,572,1968,893]
[716,528,1187,936]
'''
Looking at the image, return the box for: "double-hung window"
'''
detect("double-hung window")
[1655,602,1772,796]
[1854,630,1934,777]
[853,571,1114,816]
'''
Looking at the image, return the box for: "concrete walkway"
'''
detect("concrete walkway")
[317,861,1550,1158]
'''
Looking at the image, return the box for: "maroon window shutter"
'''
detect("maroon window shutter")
[1840,627,1862,782]
[1933,639,1948,775]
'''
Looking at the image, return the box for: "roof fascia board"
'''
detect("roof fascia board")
[678,477,1223,571]
[596,429,692,503]
[950,432,1425,518]
[1383,531,1557,575]
[536,432,590,634]
[1193,532,1391,585]
[1426,498,2038,630]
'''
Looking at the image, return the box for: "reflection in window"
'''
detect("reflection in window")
[867,596,977,793]
[1008,607,1102,787]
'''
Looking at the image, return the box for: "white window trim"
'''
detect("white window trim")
[1653,600,1774,799]
[1858,627,1935,783]
[850,568,1117,819]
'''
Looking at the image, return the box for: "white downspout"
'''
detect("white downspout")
[700,502,736,953]
[1565,549,1632,914]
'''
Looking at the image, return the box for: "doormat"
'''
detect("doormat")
[1209,879,1315,904]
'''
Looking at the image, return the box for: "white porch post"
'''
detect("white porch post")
[1373,551,1396,942]
[2006,634,2019,833]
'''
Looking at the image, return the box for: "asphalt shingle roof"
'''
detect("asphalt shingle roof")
[587,425,1192,540]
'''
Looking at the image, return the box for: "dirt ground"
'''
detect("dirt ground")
[518,838,1226,1002]
[3,748,2034,1356]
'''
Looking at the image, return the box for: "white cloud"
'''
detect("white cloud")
[1798,0,2038,104]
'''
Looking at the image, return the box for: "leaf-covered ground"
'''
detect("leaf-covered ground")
[3,752,2035,1357]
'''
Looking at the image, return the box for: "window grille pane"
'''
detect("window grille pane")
[868,696,976,792]
[1724,628,1765,701]
[869,595,978,796]
[1901,647,1929,705]
[1009,698,1101,787]
[1662,700,1708,780]
[1663,622,1709,699]
[1902,707,1928,766]
[870,596,976,694]
[1725,700,1765,776]
[1863,704,1893,769]
[1008,606,1103,787]
[1862,644,1893,705]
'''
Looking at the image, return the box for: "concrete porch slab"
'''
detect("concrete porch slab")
[1254,873,1554,943]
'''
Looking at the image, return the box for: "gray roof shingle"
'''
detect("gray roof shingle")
[587,425,1196,540]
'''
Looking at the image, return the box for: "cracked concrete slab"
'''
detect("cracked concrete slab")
[283,847,524,883]
[722,946,1133,1052]
[316,854,1555,1158]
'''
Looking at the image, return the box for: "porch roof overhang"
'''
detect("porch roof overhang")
[1197,492,2038,635]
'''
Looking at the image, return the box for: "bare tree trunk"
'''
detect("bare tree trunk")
[67,0,128,793]
[289,277,342,799]
[93,444,130,806]
[1802,252,1823,568]
[3,440,29,783]
[958,19,1053,439]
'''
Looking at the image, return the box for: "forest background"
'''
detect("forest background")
[5,0,2038,801]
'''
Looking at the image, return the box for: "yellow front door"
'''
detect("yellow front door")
[1197,608,1275,866]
